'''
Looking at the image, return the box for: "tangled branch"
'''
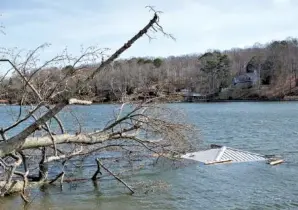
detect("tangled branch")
[0,9,197,201]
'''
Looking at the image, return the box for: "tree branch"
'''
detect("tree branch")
[95,158,134,194]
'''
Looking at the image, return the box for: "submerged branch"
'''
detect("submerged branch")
[95,158,134,194]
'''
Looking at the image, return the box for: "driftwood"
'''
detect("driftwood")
[69,98,92,105]
[268,159,284,165]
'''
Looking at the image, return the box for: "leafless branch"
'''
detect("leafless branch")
[94,158,134,194]
[0,10,194,199]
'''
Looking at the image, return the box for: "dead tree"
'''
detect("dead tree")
[0,9,196,201]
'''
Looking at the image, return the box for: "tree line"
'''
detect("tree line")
[1,37,298,104]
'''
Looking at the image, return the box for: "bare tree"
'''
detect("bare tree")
[0,9,197,202]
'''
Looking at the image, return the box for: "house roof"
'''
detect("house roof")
[181,146,266,164]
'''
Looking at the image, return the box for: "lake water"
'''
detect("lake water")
[1,102,298,210]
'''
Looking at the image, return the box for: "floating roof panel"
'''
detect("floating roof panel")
[181,146,266,164]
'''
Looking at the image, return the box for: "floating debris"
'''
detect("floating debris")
[267,159,284,165]
[181,144,283,166]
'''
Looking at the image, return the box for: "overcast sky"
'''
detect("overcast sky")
[1,0,298,60]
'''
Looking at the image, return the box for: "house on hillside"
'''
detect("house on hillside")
[232,70,259,89]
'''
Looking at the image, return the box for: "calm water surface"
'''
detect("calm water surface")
[1,102,298,210]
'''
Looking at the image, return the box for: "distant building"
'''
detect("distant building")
[179,89,206,102]
[232,70,259,88]
[0,99,9,105]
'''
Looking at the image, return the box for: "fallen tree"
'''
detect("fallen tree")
[0,8,197,202]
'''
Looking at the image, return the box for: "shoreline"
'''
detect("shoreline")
[2,98,298,106]
[188,98,298,103]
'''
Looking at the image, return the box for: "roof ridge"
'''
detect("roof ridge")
[215,146,226,161]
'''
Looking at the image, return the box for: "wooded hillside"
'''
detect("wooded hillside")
[1,38,298,103]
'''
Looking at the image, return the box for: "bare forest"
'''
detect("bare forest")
[2,37,298,104]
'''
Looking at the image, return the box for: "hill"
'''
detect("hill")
[1,38,298,103]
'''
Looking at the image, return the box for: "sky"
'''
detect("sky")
[1,0,298,60]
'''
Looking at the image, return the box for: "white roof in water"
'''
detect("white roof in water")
[181,146,266,164]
